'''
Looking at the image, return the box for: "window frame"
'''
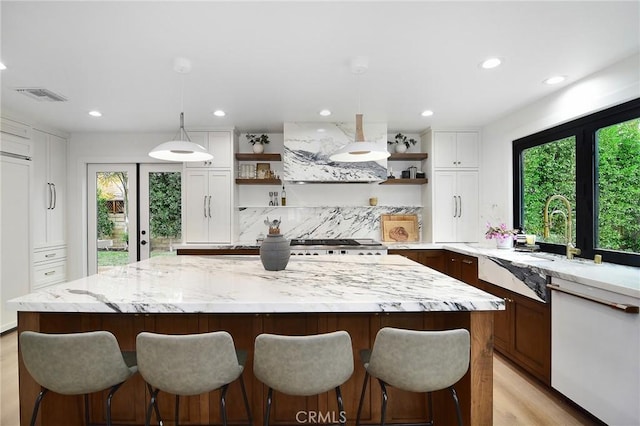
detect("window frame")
[513,98,640,267]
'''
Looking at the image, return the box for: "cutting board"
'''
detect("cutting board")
[381,214,419,242]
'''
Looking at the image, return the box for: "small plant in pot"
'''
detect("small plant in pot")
[246,133,270,153]
[387,133,417,153]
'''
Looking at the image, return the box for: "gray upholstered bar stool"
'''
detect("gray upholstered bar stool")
[355,327,470,426]
[19,330,138,426]
[253,330,354,426]
[136,331,252,426]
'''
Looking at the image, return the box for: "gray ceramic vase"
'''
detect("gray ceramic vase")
[260,234,290,271]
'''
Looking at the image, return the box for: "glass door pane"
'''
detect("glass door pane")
[139,164,182,260]
[87,164,137,274]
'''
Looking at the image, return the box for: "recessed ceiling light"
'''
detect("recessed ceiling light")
[0,62,6,70]
[88,110,102,117]
[213,110,226,117]
[543,75,566,85]
[319,109,331,117]
[421,110,434,117]
[480,57,502,69]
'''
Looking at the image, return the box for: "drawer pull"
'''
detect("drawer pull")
[462,259,474,265]
[44,271,56,276]
[547,284,639,314]
[45,253,57,258]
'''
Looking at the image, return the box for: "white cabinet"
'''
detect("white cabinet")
[185,131,233,169]
[184,170,231,243]
[433,131,479,169]
[1,153,32,332]
[550,277,640,425]
[32,129,66,248]
[433,170,479,242]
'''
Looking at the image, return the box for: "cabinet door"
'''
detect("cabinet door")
[208,131,232,169]
[32,130,49,247]
[184,170,210,243]
[456,171,479,242]
[184,132,211,168]
[207,171,231,243]
[47,134,66,246]
[455,132,479,168]
[433,171,457,242]
[433,132,457,168]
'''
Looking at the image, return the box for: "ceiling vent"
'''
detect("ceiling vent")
[15,88,67,102]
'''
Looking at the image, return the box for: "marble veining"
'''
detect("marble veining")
[8,255,504,314]
[283,122,387,182]
[237,206,422,243]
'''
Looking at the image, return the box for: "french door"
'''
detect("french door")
[88,163,182,274]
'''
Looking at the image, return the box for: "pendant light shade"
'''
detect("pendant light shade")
[149,112,213,162]
[329,114,390,162]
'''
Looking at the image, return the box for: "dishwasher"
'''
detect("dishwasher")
[548,277,640,425]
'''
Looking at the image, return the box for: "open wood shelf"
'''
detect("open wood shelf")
[388,153,428,161]
[235,153,282,161]
[235,178,282,185]
[379,178,428,185]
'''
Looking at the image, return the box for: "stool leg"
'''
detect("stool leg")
[427,392,434,425]
[106,382,124,426]
[378,379,388,426]
[145,387,160,426]
[449,386,463,426]
[355,371,369,426]
[239,373,253,426]
[264,387,274,426]
[220,384,229,426]
[335,386,346,426]
[84,394,90,426]
[175,395,180,426]
[29,389,49,426]
[146,384,163,425]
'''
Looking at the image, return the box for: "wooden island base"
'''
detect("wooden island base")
[18,310,493,426]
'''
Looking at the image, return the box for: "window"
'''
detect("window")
[513,98,640,267]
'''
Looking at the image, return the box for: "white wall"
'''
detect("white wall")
[479,53,640,233]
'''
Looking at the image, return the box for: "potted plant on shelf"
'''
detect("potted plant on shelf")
[387,133,417,153]
[246,133,270,154]
[485,222,517,249]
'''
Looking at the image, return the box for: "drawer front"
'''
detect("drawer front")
[33,246,67,263]
[33,262,66,288]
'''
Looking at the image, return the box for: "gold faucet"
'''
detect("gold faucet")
[543,194,581,260]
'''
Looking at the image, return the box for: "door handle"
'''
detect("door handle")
[51,183,57,210]
[453,195,457,218]
[140,240,147,246]
[208,196,212,218]
[457,195,462,218]
[47,183,53,209]
[203,195,207,218]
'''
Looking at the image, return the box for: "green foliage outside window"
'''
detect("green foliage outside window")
[596,119,640,253]
[97,188,114,238]
[149,172,181,239]
[522,137,576,244]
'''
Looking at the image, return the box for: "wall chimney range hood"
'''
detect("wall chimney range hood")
[283,122,388,183]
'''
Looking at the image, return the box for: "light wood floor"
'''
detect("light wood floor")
[1,331,598,425]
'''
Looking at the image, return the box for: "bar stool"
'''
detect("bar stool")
[253,330,354,426]
[136,331,252,426]
[355,327,470,426]
[19,330,138,426]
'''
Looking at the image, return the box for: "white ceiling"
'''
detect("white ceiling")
[1,1,638,135]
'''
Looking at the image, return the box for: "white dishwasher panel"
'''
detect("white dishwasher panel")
[550,277,640,426]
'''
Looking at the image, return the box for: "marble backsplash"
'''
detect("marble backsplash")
[237,206,422,243]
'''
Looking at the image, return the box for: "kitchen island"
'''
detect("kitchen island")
[10,254,503,426]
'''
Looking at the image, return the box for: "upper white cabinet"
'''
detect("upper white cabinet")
[184,170,231,243]
[32,129,67,248]
[1,117,32,140]
[185,131,233,169]
[432,131,479,169]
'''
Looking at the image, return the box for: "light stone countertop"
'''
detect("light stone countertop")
[8,254,504,314]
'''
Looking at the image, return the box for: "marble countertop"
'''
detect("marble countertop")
[8,255,504,314]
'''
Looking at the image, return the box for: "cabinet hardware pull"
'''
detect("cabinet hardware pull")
[453,196,457,218]
[208,195,212,218]
[462,259,473,264]
[203,195,207,218]
[45,253,56,258]
[51,183,57,209]
[44,271,55,276]
[47,183,53,210]
[457,195,462,218]
[547,284,639,313]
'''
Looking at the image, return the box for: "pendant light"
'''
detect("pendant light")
[329,57,390,163]
[149,58,213,162]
